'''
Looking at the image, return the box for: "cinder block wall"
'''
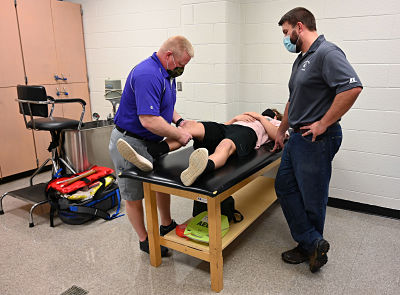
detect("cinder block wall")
[240,0,400,210]
[70,0,399,210]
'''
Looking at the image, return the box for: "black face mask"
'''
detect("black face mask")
[167,67,184,78]
[167,54,184,78]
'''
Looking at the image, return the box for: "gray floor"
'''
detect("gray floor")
[0,172,399,295]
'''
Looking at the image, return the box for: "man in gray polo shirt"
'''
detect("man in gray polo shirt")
[273,7,362,273]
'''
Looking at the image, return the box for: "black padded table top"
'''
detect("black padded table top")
[120,142,282,197]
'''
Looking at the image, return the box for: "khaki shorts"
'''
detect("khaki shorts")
[109,127,154,201]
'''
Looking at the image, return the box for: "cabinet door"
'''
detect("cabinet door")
[0,87,37,177]
[51,0,88,83]
[58,83,92,122]
[0,0,25,87]
[17,0,58,85]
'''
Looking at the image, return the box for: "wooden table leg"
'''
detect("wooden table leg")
[143,182,161,267]
[208,197,223,292]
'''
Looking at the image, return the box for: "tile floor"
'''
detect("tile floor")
[0,172,399,295]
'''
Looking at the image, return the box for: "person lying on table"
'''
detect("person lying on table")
[117,108,286,186]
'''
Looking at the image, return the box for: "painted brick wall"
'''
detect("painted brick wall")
[70,0,240,122]
[70,0,399,210]
[241,0,400,210]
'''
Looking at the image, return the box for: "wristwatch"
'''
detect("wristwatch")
[175,118,184,127]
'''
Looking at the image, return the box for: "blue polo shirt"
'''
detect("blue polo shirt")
[288,35,363,127]
[114,52,176,142]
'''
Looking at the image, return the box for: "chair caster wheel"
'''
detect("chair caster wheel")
[29,223,34,227]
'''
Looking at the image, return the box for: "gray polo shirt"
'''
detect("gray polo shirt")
[288,35,363,127]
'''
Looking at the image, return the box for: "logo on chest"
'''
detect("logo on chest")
[301,60,311,71]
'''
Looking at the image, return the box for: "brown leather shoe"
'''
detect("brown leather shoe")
[281,245,309,264]
[309,239,330,273]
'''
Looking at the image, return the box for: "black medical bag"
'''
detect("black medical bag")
[192,196,243,223]
[46,167,123,226]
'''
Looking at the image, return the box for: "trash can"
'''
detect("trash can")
[62,119,115,173]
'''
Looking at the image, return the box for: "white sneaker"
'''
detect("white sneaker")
[180,148,209,186]
[117,139,153,172]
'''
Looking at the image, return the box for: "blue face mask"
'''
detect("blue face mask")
[283,36,297,53]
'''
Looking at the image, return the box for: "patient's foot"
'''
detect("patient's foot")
[180,148,208,186]
[117,138,153,172]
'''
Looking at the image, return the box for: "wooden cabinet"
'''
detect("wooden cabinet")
[16,0,88,85]
[0,0,91,178]
[57,83,92,122]
[52,0,88,84]
[16,0,59,85]
[0,87,37,177]
[0,0,25,87]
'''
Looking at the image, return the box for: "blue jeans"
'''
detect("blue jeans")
[275,123,342,253]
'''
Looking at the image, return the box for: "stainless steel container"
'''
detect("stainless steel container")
[62,120,115,173]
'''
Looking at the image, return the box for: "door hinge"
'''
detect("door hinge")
[25,76,28,85]
[14,0,17,7]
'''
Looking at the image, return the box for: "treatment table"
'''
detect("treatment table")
[120,143,282,292]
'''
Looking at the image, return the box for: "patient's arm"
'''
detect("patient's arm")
[244,112,279,141]
[225,114,256,125]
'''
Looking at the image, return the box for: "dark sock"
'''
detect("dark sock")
[147,141,170,159]
[204,159,215,173]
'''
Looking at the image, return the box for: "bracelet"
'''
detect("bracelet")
[175,118,184,127]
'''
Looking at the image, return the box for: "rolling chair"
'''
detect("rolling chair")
[0,85,86,227]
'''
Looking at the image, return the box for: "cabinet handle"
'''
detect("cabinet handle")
[56,87,68,96]
[54,74,68,81]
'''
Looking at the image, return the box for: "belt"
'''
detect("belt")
[292,122,340,134]
[292,127,307,134]
[115,125,146,141]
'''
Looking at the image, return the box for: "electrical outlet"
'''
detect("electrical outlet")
[177,81,182,91]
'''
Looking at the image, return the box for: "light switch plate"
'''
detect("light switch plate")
[177,81,182,91]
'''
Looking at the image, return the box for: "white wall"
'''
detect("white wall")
[70,0,400,210]
[240,0,400,210]
[69,0,241,122]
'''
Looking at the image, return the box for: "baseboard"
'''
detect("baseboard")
[0,166,52,184]
[328,197,400,220]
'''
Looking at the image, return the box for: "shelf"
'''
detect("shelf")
[162,176,277,252]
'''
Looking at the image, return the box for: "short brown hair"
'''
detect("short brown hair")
[271,108,283,121]
[278,7,316,31]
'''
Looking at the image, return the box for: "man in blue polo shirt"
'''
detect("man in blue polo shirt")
[272,8,362,272]
[109,36,194,256]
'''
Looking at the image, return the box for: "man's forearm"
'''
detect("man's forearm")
[172,110,182,124]
[320,87,362,128]
[278,102,290,132]
[139,115,181,140]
